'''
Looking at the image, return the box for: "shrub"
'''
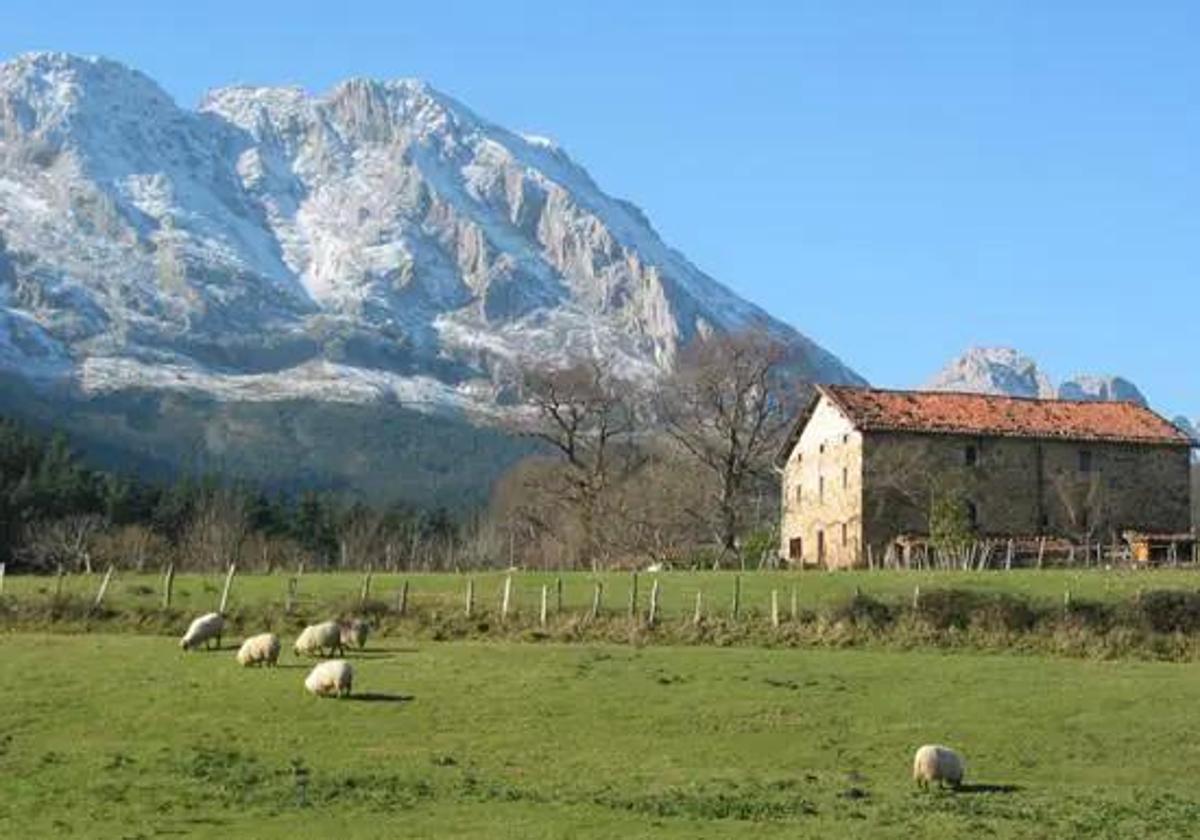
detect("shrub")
[914,588,984,630]
[1126,590,1200,635]
[828,593,893,629]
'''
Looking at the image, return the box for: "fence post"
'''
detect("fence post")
[465,578,475,618]
[590,581,603,621]
[648,579,660,626]
[285,576,298,614]
[360,566,374,605]
[628,572,639,619]
[54,564,65,598]
[731,575,741,621]
[770,589,779,628]
[218,564,237,614]
[162,563,175,609]
[93,564,115,609]
[790,586,798,621]
[501,574,513,622]
[912,585,921,610]
[297,561,305,578]
[540,585,548,627]
[555,576,563,614]
[0,562,6,596]
[1005,539,1014,571]
[693,590,703,625]
[397,579,409,616]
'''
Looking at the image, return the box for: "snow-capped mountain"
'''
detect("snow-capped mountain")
[925,347,1055,399]
[1056,374,1147,406]
[926,348,1195,456]
[0,52,862,420]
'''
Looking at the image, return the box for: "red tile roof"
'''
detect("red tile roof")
[820,385,1193,446]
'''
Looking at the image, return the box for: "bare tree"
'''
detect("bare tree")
[18,514,104,573]
[181,488,248,571]
[1053,470,1109,550]
[511,358,641,570]
[659,331,794,566]
[337,506,383,569]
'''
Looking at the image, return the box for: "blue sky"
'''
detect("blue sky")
[2,1,1196,415]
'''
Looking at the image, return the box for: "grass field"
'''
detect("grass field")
[7,567,1200,622]
[3,633,1200,838]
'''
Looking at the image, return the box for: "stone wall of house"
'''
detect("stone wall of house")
[779,396,863,568]
[859,431,1192,555]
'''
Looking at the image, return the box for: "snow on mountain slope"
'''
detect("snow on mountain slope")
[0,52,862,419]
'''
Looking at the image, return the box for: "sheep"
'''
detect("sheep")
[304,660,353,698]
[340,618,370,651]
[912,744,965,790]
[180,612,224,651]
[293,620,344,658]
[235,633,281,667]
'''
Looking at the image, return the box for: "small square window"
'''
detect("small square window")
[842,434,849,444]
[819,444,825,454]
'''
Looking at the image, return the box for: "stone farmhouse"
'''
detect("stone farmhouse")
[776,385,1195,569]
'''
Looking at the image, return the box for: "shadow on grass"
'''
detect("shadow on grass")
[957,783,1022,795]
[345,692,414,704]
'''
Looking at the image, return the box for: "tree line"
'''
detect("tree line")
[0,417,460,573]
[0,330,806,574]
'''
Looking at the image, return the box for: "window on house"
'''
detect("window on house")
[817,530,826,564]
[788,537,803,560]
[965,444,977,466]
[819,443,825,454]
[842,434,850,444]
[819,476,825,502]
[841,522,848,546]
[842,467,848,489]
[1079,449,1092,472]
[794,484,802,504]
[966,500,979,529]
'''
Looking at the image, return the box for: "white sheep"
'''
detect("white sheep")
[340,619,370,651]
[236,633,281,667]
[304,660,354,698]
[912,744,965,790]
[180,612,224,651]
[293,620,344,658]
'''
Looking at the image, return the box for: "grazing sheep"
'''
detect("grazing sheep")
[180,612,224,651]
[912,744,965,790]
[293,621,344,658]
[340,619,370,651]
[236,633,281,667]
[304,660,353,698]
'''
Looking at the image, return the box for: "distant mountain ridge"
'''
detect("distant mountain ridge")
[0,52,861,415]
[0,52,862,499]
[926,347,1196,450]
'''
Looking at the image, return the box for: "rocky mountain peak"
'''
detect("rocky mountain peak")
[0,52,863,422]
[925,347,1055,399]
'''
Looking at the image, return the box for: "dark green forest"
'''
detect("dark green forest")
[0,413,461,572]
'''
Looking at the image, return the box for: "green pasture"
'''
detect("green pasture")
[5,567,1200,622]
[2,635,1200,838]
